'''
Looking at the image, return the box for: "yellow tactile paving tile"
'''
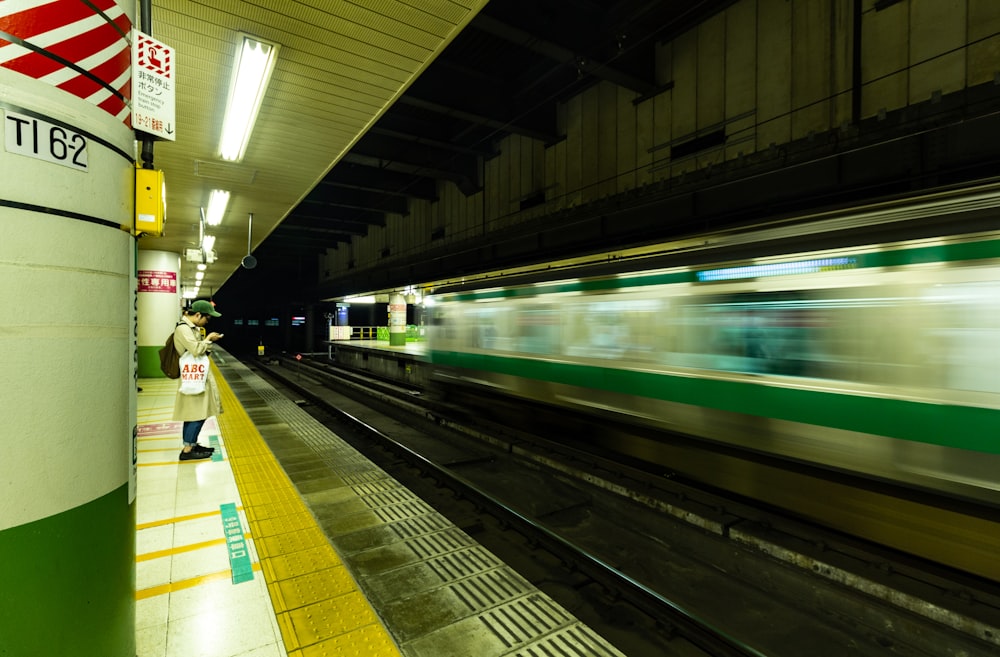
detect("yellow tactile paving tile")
[284,593,381,648]
[271,566,358,610]
[212,362,402,656]
[290,623,400,657]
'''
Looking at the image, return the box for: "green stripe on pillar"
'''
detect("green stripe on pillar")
[0,485,135,657]
[138,344,167,378]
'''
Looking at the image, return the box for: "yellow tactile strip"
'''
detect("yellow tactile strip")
[213,362,402,657]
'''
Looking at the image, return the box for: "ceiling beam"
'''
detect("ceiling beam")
[278,224,363,239]
[296,201,387,226]
[369,126,496,158]
[341,152,481,196]
[321,165,438,202]
[470,14,656,95]
[300,185,409,215]
[396,95,559,144]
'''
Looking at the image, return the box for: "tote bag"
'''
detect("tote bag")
[178,352,209,395]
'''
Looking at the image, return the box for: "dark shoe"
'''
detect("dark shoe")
[179,449,211,461]
[192,444,215,453]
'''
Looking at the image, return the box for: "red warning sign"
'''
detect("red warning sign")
[136,33,172,78]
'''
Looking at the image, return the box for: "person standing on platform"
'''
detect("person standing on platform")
[173,299,224,461]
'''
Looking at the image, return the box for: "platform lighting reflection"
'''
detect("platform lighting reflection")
[205,189,230,226]
[344,295,375,304]
[697,257,856,282]
[219,35,279,162]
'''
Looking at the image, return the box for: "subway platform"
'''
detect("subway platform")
[135,349,625,657]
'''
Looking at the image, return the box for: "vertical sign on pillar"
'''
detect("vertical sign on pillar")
[132,31,176,140]
[389,293,406,347]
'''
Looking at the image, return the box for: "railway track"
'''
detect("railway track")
[247,353,1000,656]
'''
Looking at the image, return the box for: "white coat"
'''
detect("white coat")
[171,316,222,422]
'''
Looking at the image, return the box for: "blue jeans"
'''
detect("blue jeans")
[182,420,206,447]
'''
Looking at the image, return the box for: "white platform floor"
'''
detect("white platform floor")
[135,377,286,657]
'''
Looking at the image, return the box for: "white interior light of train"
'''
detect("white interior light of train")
[219,35,279,162]
[205,189,230,226]
[697,257,856,282]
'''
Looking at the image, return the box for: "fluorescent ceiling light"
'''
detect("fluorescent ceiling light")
[195,272,205,281]
[197,263,207,271]
[205,189,230,226]
[219,35,279,162]
[202,234,216,252]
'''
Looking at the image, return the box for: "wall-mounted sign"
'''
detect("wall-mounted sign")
[3,110,88,170]
[138,270,177,293]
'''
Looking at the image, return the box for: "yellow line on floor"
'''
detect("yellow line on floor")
[213,361,402,656]
[137,533,251,562]
[135,562,263,600]
[137,509,224,530]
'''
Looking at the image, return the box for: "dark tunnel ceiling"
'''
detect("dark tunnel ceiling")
[255,0,737,263]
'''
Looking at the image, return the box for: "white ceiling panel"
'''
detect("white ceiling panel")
[142,0,488,296]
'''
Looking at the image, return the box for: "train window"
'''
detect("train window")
[921,281,1000,394]
[516,306,558,354]
[563,298,658,360]
[671,291,821,377]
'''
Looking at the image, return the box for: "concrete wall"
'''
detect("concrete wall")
[322,0,1000,283]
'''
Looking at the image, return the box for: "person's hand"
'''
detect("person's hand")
[207,332,224,342]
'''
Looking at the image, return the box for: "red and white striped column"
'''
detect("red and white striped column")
[0,2,137,655]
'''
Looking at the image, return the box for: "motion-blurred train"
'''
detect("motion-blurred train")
[426,186,1000,509]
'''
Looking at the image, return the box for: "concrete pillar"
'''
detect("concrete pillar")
[138,250,182,377]
[0,3,137,656]
[389,292,407,346]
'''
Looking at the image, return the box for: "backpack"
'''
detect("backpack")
[158,324,182,379]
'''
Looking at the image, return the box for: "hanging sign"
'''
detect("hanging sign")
[132,31,176,140]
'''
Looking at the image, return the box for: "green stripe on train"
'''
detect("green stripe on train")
[445,238,1000,302]
[0,485,135,657]
[430,350,1000,455]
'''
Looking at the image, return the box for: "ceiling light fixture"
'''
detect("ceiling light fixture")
[205,189,230,226]
[219,35,279,162]
[202,234,216,253]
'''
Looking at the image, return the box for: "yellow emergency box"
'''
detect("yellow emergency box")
[135,165,166,236]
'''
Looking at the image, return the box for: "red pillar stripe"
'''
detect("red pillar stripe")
[57,46,130,99]
[3,16,129,79]
[0,0,132,123]
[0,0,120,41]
